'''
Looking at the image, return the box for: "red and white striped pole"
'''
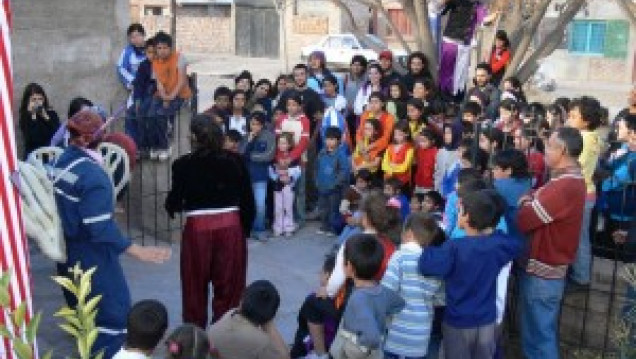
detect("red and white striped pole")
[0,1,36,358]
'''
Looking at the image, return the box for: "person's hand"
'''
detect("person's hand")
[613,230,628,244]
[127,244,171,263]
[316,286,328,298]
[518,195,533,206]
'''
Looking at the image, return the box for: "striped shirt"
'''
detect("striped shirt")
[381,242,443,357]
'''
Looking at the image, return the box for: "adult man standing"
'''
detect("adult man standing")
[517,127,586,359]
[378,50,402,87]
[463,63,501,120]
[54,110,171,358]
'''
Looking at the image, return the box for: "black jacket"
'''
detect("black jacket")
[19,109,60,159]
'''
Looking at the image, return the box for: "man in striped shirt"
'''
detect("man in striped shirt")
[517,127,586,359]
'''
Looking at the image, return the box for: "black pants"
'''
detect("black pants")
[290,294,338,358]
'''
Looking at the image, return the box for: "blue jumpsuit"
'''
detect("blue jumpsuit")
[52,146,131,359]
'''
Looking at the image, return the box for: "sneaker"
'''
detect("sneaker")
[157,150,170,161]
[305,352,329,359]
[149,150,158,160]
[316,229,326,235]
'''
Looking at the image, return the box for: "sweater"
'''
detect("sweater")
[600,145,636,221]
[418,232,523,328]
[241,130,276,183]
[116,44,145,89]
[579,130,601,195]
[414,146,438,188]
[517,167,586,279]
[315,148,350,193]
[132,59,155,102]
[494,177,532,240]
[19,109,61,159]
[356,111,395,154]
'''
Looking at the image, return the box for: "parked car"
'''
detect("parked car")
[301,33,407,69]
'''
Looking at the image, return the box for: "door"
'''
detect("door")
[235,6,280,58]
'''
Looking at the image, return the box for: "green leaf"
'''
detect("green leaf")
[0,289,10,308]
[13,339,33,359]
[77,336,87,359]
[41,350,54,359]
[86,328,98,353]
[12,303,26,329]
[26,312,42,343]
[59,323,80,338]
[82,295,101,317]
[94,350,105,359]
[0,270,11,289]
[54,307,76,318]
[51,276,78,296]
[0,324,12,339]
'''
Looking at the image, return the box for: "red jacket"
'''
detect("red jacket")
[517,167,586,279]
[527,150,546,189]
[414,146,438,188]
[274,114,310,163]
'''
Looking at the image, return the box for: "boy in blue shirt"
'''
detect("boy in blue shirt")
[419,190,523,359]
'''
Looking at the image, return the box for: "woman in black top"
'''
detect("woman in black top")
[166,115,255,327]
[19,83,60,159]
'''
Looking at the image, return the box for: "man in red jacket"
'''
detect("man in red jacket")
[516,127,586,359]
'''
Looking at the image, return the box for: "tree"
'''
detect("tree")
[330,0,635,85]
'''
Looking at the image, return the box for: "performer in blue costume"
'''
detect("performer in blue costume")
[53,110,171,359]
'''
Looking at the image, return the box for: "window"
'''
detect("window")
[144,6,164,16]
[568,20,606,55]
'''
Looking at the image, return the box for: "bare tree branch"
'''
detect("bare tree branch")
[414,0,438,74]
[374,0,413,53]
[504,0,524,48]
[330,0,376,48]
[401,0,423,51]
[616,0,636,26]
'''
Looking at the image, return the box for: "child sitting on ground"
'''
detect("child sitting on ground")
[113,300,168,359]
[418,190,523,359]
[165,324,209,359]
[381,213,445,359]
[338,169,373,246]
[291,255,339,359]
[330,234,405,359]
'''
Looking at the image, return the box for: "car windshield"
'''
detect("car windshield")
[359,34,386,50]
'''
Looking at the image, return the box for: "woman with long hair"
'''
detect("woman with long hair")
[19,83,60,159]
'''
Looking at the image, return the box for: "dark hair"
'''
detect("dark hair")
[249,111,267,125]
[367,63,384,84]
[403,212,444,247]
[355,168,373,183]
[623,114,636,132]
[480,126,505,151]
[392,120,412,143]
[127,23,145,36]
[351,55,369,69]
[503,77,527,103]
[235,70,254,87]
[407,51,431,77]
[286,91,303,107]
[368,91,386,104]
[459,189,503,231]
[126,300,168,351]
[457,177,488,199]
[569,96,602,130]
[361,190,401,237]
[255,78,273,97]
[191,115,224,152]
[388,80,409,101]
[500,99,520,113]
[419,128,439,147]
[344,233,384,280]
[154,31,172,47]
[272,74,287,98]
[494,30,510,49]
[67,97,94,118]
[554,97,571,112]
[384,177,403,193]
[462,146,489,173]
[364,118,382,141]
[517,127,544,153]
[19,83,50,118]
[475,62,493,75]
[214,86,232,100]
[226,129,243,144]
[324,126,342,140]
[547,103,567,128]
[322,74,339,88]
[407,98,425,113]
[493,149,531,179]
[423,190,444,209]
[145,37,156,48]
[278,132,295,148]
[555,127,584,158]
[323,254,336,274]
[457,167,483,186]
[463,101,482,117]
[231,89,247,102]
[165,324,209,359]
[240,280,280,325]
[293,63,308,72]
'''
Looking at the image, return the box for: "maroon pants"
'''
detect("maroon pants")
[181,211,246,328]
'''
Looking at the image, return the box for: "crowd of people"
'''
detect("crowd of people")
[16,18,636,359]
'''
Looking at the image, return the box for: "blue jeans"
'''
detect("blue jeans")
[519,272,565,359]
[570,199,595,284]
[426,333,441,359]
[147,97,183,150]
[252,182,268,234]
[317,190,341,233]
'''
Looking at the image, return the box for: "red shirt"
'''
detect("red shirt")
[527,150,546,189]
[490,48,511,75]
[274,114,310,163]
[414,146,438,188]
[374,235,396,281]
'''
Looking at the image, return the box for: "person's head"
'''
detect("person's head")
[309,51,327,71]
[442,123,461,150]
[234,70,253,92]
[422,190,444,213]
[125,299,168,353]
[568,96,602,131]
[474,63,492,87]
[320,254,337,287]
[249,112,267,135]
[379,50,394,71]
[417,128,437,149]
[410,193,424,212]
[324,126,342,151]
[514,127,541,152]
[239,280,280,325]
[494,30,510,50]
[367,63,383,85]
[406,98,425,121]
[285,74,296,90]
[547,103,567,130]
[20,83,50,116]
[479,126,505,152]
[407,52,429,76]
[67,97,94,118]
[355,169,372,191]
[363,117,382,140]
[286,91,303,116]
[274,74,287,96]
[231,89,247,112]
[344,233,384,280]
[277,132,295,153]
[545,127,584,170]
[165,324,209,359]
[616,114,636,144]
[127,23,146,47]
[383,177,403,198]
[360,190,401,235]
[205,110,225,128]
[153,31,173,60]
[392,120,412,144]
[254,79,272,99]
[367,91,386,114]
[322,74,339,96]
[213,86,232,110]
[350,55,368,76]
[503,77,522,94]
[389,80,408,101]
[67,110,104,149]
[463,101,482,123]
[190,114,224,153]
[492,149,530,180]
[293,63,309,88]
[224,129,243,152]
[499,99,519,124]
[402,212,444,247]
[144,37,156,61]
[460,146,488,173]
[458,190,504,232]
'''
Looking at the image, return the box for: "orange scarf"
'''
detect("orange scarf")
[385,143,413,184]
[152,51,192,99]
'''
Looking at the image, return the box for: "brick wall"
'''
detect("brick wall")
[176,5,232,54]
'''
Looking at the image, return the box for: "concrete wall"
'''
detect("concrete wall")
[12,0,129,129]
[176,5,232,54]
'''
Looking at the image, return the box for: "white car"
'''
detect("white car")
[301,33,407,68]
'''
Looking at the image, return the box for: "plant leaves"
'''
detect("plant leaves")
[86,328,98,353]
[0,324,12,338]
[51,276,78,296]
[41,350,54,359]
[0,289,10,308]
[12,303,26,329]
[25,312,42,343]
[77,336,87,359]
[54,307,76,318]
[59,323,79,337]
[82,295,101,317]
[12,339,33,359]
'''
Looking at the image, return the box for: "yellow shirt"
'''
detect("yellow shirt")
[579,130,601,194]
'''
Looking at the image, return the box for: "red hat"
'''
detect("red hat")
[379,50,393,61]
[67,110,104,142]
